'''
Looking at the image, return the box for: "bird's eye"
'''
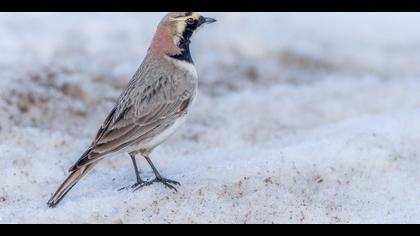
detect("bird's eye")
[186,18,194,25]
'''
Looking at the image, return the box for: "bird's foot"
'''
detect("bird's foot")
[118,180,148,191]
[133,177,180,192]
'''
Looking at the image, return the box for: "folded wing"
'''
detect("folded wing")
[69,75,193,172]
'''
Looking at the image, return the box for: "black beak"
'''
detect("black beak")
[204,17,217,24]
[199,16,217,26]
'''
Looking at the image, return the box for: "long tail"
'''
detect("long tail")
[47,164,95,208]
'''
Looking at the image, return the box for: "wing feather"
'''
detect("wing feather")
[70,73,194,171]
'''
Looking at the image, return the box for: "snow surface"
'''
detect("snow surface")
[1,12,420,223]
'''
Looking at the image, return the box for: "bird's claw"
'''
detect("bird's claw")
[133,177,180,192]
[118,181,148,191]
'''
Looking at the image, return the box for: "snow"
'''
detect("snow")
[1,12,420,223]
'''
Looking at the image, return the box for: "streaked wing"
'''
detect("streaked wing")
[70,75,193,171]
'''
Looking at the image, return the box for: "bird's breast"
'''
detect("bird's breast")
[164,55,198,79]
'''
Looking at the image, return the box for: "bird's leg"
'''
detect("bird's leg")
[133,155,180,192]
[144,155,181,191]
[130,154,145,185]
[118,152,147,191]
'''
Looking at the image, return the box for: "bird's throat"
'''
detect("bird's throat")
[169,28,194,64]
[170,45,193,64]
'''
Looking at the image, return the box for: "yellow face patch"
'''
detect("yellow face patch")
[170,12,202,47]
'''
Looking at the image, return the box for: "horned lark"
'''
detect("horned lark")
[47,12,216,208]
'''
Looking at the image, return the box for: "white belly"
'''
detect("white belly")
[141,115,188,150]
[114,115,188,156]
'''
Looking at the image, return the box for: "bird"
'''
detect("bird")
[47,12,216,208]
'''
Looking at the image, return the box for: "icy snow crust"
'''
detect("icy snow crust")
[0,13,420,223]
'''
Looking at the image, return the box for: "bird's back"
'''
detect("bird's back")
[70,53,198,171]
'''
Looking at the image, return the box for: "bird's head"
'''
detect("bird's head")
[150,12,216,61]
